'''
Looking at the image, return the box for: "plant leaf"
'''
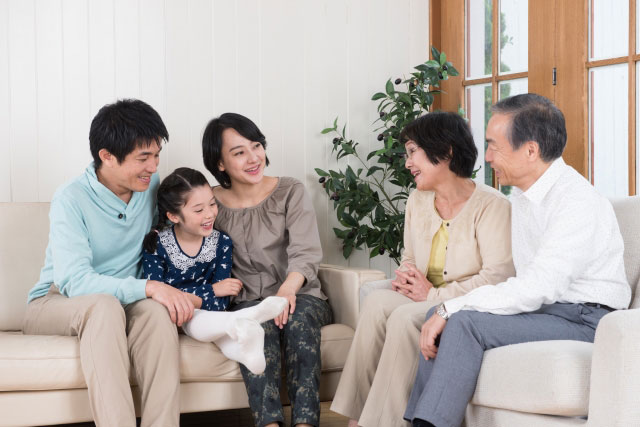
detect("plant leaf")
[371,92,387,100]
[314,168,329,177]
[385,79,394,96]
[431,46,440,60]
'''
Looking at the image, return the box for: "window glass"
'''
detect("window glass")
[499,0,528,74]
[590,0,629,60]
[465,84,493,186]
[590,64,629,196]
[466,0,493,79]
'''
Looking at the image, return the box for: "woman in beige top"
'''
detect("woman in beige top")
[202,113,331,427]
[331,112,515,427]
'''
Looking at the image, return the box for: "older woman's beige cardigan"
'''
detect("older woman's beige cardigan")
[401,182,516,301]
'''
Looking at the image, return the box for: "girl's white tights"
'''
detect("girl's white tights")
[181,296,287,375]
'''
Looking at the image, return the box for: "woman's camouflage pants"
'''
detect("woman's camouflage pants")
[232,294,333,427]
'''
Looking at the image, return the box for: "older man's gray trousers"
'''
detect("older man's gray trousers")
[404,303,612,427]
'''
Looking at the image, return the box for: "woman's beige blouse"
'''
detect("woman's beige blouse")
[401,183,516,301]
[214,177,326,303]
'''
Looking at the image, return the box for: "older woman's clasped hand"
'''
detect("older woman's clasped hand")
[392,263,434,302]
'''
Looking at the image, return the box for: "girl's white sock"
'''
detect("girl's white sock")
[217,318,266,375]
[232,296,288,324]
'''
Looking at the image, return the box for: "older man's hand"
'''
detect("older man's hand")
[420,312,447,360]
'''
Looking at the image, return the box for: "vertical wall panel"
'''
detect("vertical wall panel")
[8,0,38,202]
[62,0,92,179]
[323,1,349,267]
[114,0,140,97]
[139,0,167,176]
[212,0,238,116]
[410,0,431,68]
[88,0,115,114]
[185,0,213,172]
[259,0,285,178]
[280,1,305,184]
[0,0,11,202]
[165,0,190,173]
[345,0,373,269]
[368,0,400,277]
[235,0,261,125]
[36,0,65,202]
[304,1,331,267]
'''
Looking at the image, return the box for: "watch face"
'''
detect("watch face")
[437,304,449,320]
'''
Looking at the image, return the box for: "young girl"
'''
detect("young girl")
[142,167,286,374]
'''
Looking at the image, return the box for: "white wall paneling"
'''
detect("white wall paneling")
[8,0,38,202]
[0,0,12,202]
[1,0,430,275]
[36,0,65,202]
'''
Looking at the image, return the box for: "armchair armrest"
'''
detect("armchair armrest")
[587,308,640,427]
[318,264,386,330]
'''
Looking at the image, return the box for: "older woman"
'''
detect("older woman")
[202,112,331,427]
[330,112,515,427]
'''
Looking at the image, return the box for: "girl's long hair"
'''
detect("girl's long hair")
[143,167,210,253]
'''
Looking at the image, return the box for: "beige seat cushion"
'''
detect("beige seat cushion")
[471,340,592,417]
[0,324,354,391]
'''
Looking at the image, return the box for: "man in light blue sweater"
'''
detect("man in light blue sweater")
[24,99,193,427]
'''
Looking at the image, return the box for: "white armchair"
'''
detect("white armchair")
[465,196,640,427]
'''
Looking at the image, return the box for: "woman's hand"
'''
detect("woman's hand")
[274,272,305,329]
[274,282,297,329]
[212,278,243,297]
[393,263,433,302]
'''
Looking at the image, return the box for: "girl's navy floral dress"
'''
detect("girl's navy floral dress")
[142,226,233,311]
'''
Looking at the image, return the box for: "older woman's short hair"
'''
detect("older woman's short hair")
[400,111,478,178]
[201,113,270,189]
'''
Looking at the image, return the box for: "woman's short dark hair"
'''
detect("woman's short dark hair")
[89,99,168,169]
[491,93,566,162]
[400,111,478,178]
[142,167,210,253]
[202,113,270,189]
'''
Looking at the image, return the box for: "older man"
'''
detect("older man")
[404,93,631,427]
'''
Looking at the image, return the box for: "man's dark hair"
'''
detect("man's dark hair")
[143,167,210,253]
[202,113,270,189]
[491,93,567,161]
[89,99,168,169]
[400,111,478,178]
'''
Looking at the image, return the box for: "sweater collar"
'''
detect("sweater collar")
[85,163,142,213]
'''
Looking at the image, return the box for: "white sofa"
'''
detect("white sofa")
[465,196,640,427]
[0,202,386,427]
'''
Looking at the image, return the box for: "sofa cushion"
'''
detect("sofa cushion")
[0,324,354,391]
[0,203,51,332]
[471,340,592,417]
[610,196,640,308]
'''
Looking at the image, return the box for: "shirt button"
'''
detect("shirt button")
[118,213,124,219]
[444,271,447,275]
[446,223,450,226]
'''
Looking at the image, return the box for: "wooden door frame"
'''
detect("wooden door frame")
[430,0,589,180]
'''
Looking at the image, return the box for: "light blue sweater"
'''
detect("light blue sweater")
[28,164,158,304]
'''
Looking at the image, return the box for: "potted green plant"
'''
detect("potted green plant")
[315,47,459,265]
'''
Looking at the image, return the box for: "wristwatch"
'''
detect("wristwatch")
[436,303,451,320]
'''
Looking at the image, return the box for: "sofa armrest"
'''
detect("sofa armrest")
[587,308,640,427]
[318,264,386,330]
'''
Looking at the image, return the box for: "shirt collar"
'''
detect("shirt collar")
[519,157,567,204]
[85,163,131,211]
